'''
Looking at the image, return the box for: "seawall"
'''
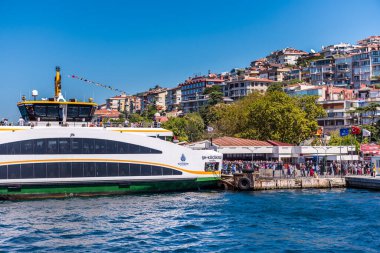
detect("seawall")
[221,174,346,191]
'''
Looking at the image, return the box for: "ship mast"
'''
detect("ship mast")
[54,66,62,100]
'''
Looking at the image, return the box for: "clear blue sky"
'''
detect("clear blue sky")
[0,0,379,121]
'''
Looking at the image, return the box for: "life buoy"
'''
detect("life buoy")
[238,177,251,190]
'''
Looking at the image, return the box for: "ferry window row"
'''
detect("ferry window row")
[0,138,162,155]
[19,104,94,122]
[0,162,182,179]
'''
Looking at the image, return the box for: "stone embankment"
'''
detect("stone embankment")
[221,174,346,191]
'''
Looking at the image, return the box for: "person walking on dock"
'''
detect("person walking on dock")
[372,163,377,178]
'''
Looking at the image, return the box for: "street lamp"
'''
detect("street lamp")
[311,146,320,166]
[321,146,333,175]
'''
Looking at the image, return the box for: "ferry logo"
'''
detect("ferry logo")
[178,154,189,166]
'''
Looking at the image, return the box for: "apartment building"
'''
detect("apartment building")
[259,64,290,82]
[321,43,358,58]
[310,58,335,86]
[180,74,224,113]
[266,48,307,65]
[225,77,273,100]
[138,87,168,112]
[334,56,352,87]
[165,86,182,112]
[106,94,141,115]
[358,36,380,46]
[284,68,302,81]
[352,45,380,88]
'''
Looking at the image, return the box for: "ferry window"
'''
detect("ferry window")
[151,166,163,176]
[72,162,84,177]
[71,138,82,154]
[60,163,72,178]
[151,148,162,154]
[67,106,79,118]
[205,162,219,172]
[8,164,20,179]
[94,140,106,154]
[34,105,47,117]
[141,165,152,176]
[119,163,130,176]
[59,139,70,153]
[21,140,34,154]
[0,165,7,179]
[19,105,29,120]
[130,164,141,176]
[34,163,47,178]
[84,163,96,177]
[46,163,60,178]
[1,138,162,155]
[34,139,46,154]
[173,170,182,175]
[107,163,119,177]
[129,144,141,154]
[0,144,6,154]
[79,107,91,117]
[96,162,107,177]
[47,139,58,154]
[8,142,20,155]
[83,139,95,154]
[21,164,34,178]
[140,147,151,154]
[162,167,173,175]
[118,143,129,153]
[46,105,59,118]
[106,140,118,154]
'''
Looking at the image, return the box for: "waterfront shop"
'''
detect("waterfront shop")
[185,137,358,163]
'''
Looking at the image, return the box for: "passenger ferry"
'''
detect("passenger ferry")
[0,67,222,200]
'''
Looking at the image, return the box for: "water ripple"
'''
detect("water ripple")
[0,189,379,252]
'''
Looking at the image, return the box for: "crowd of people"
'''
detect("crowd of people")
[222,160,377,178]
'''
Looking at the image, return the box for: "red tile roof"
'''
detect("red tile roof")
[94,109,121,118]
[245,77,274,82]
[212,137,293,147]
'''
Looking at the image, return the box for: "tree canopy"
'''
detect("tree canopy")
[162,113,205,142]
[208,91,325,144]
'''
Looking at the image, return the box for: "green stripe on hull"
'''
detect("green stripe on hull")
[0,177,220,200]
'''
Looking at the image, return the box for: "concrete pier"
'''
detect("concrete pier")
[221,174,346,191]
[345,176,380,190]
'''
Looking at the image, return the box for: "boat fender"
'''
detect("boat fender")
[238,177,251,190]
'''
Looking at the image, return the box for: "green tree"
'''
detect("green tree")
[162,113,205,142]
[203,85,223,106]
[199,85,224,126]
[363,103,379,125]
[184,113,205,142]
[141,104,158,120]
[267,82,284,93]
[209,91,324,144]
[128,113,145,123]
[161,117,188,142]
[328,130,360,151]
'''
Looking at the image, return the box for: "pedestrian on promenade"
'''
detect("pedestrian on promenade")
[372,164,377,178]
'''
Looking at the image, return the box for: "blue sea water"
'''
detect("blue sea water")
[0,189,379,252]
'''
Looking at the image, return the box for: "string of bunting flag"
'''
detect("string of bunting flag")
[68,75,127,94]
